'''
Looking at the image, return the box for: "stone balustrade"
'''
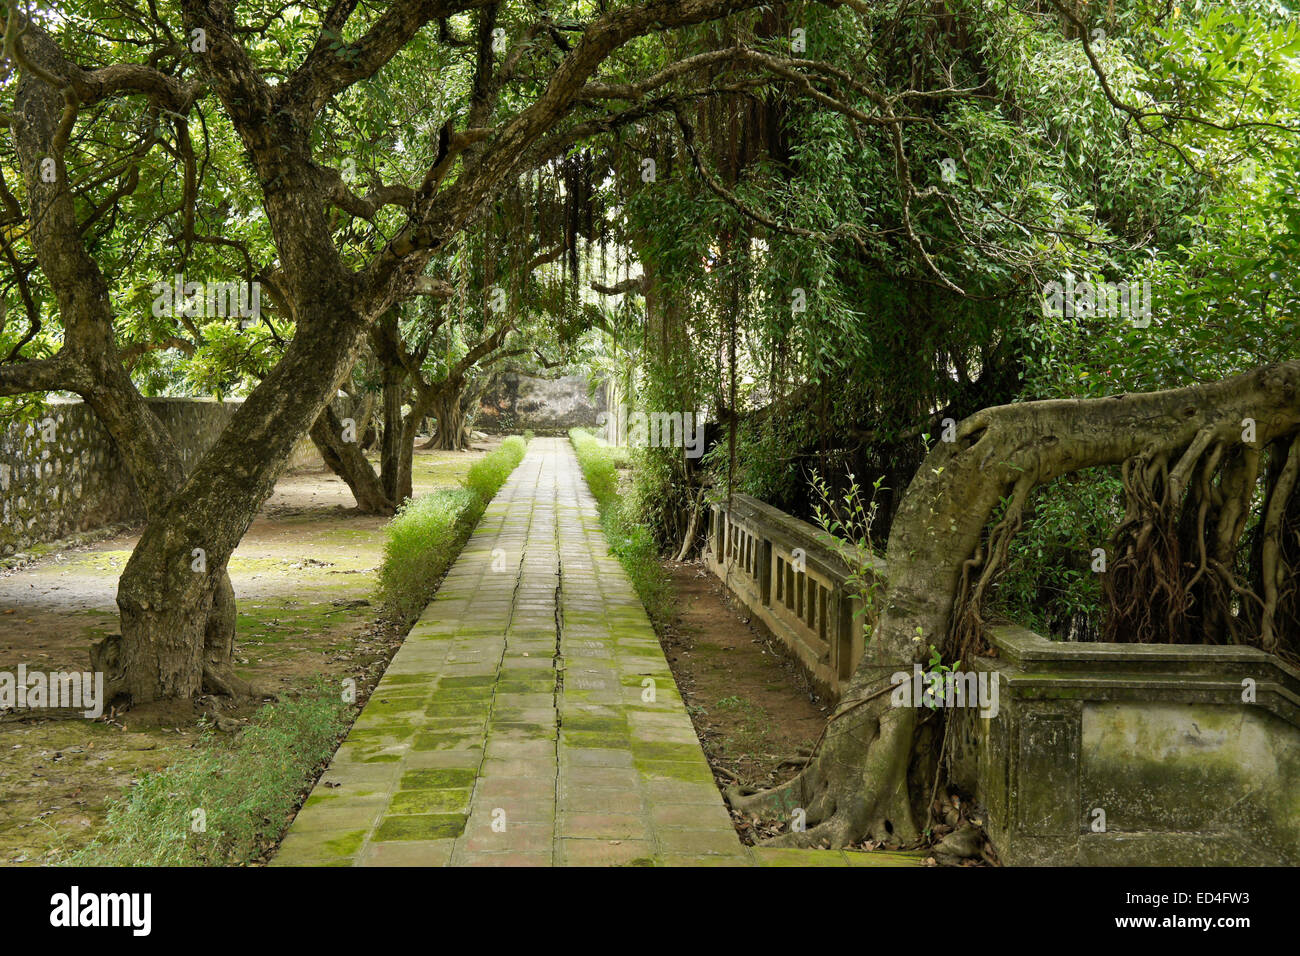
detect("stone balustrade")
[704,493,885,698]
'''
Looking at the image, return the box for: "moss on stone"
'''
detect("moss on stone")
[365,698,427,716]
[496,679,555,694]
[388,788,473,814]
[424,701,487,718]
[563,715,628,735]
[322,830,368,856]
[399,767,477,790]
[412,732,484,751]
[439,675,498,688]
[630,740,704,763]
[374,813,468,841]
[563,730,631,750]
[635,759,716,784]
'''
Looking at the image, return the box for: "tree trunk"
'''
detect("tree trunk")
[114,292,372,700]
[397,414,417,503]
[380,367,406,505]
[427,386,473,451]
[11,40,244,700]
[730,361,1300,847]
[310,402,395,515]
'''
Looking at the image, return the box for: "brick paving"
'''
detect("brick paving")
[273,438,923,867]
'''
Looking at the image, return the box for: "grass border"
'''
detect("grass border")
[569,428,673,626]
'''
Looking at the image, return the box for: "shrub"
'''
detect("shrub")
[67,685,350,866]
[465,435,527,501]
[569,429,672,625]
[377,487,478,622]
[379,435,528,622]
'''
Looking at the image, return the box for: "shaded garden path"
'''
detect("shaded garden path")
[275,438,922,867]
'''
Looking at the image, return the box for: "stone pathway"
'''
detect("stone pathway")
[273,438,923,867]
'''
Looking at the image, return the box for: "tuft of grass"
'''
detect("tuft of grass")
[67,685,351,867]
[376,487,479,622]
[378,436,527,623]
[465,435,526,502]
[569,428,673,626]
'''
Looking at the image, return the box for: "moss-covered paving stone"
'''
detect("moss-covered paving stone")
[842,849,927,866]
[753,847,852,867]
[412,732,484,751]
[348,725,418,743]
[630,740,705,763]
[363,697,428,717]
[304,785,383,809]
[562,729,632,750]
[489,721,556,739]
[381,673,443,686]
[335,740,409,763]
[563,714,628,735]
[635,760,717,784]
[399,768,477,790]
[439,675,498,688]
[498,667,554,682]
[374,814,468,841]
[424,700,490,717]
[428,686,495,701]
[388,789,473,814]
[271,830,367,865]
[496,679,556,694]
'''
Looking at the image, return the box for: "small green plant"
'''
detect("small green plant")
[67,685,351,866]
[809,468,887,642]
[522,429,535,442]
[923,642,959,711]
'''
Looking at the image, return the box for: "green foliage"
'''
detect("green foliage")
[67,686,350,866]
[377,487,479,623]
[809,468,886,635]
[569,428,673,626]
[923,643,961,710]
[465,436,527,502]
[379,436,527,622]
[994,470,1126,639]
[596,0,1300,648]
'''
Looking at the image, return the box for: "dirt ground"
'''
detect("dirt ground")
[0,442,495,864]
[658,559,832,845]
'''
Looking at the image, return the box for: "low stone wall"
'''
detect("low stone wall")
[954,626,1300,865]
[704,494,1300,865]
[0,397,323,555]
[703,493,884,699]
[477,373,606,434]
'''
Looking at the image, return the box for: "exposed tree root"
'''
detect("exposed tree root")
[728,673,921,847]
[200,663,278,702]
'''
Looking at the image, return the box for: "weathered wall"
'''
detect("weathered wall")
[1,397,245,555]
[956,627,1300,866]
[477,373,606,434]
